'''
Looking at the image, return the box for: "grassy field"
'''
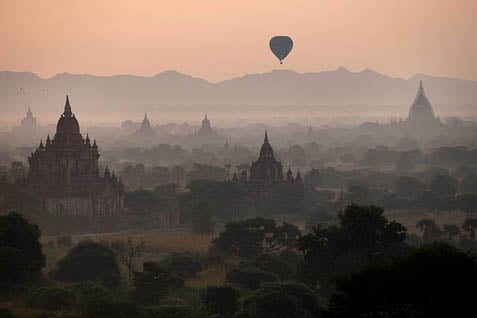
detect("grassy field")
[41,229,218,282]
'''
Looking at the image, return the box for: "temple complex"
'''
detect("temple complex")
[249,131,284,183]
[232,131,302,185]
[27,96,124,217]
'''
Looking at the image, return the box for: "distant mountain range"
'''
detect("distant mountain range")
[1,68,476,117]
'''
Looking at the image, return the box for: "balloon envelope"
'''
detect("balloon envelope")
[269,36,293,64]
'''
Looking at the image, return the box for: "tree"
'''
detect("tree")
[241,282,320,318]
[462,218,477,239]
[226,254,296,289]
[259,183,305,215]
[429,174,457,197]
[393,176,425,200]
[460,174,477,194]
[416,218,442,243]
[53,241,120,284]
[202,285,240,317]
[303,168,321,187]
[110,237,145,280]
[346,184,370,205]
[394,152,414,172]
[27,286,76,311]
[160,252,202,279]
[8,161,27,180]
[455,193,477,216]
[133,261,184,305]
[324,243,477,317]
[0,212,45,287]
[212,218,300,258]
[189,201,215,234]
[298,204,408,286]
[124,189,158,211]
[179,180,246,222]
[442,224,460,241]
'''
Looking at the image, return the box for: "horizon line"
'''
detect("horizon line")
[1,67,475,84]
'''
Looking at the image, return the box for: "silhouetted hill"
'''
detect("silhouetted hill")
[1,68,476,117]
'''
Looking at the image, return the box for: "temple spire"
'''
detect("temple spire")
[64,95,72,117]
[144,112,148,121]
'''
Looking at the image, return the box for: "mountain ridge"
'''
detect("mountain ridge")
[1,68,476,117]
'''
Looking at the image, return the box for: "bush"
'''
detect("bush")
[160,253,203,279]
[134,262,185,305]
[53,241,120,284]
[226,267,278,290]
[144,305,195,318]
[225,254,295,290]
[0,308,15,318]
[202,285,240,317]
[242,282,319,318]
[73,283,116,318]
[27,286,76,311]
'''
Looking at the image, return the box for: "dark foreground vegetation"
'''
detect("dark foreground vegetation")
[1,205,477,318]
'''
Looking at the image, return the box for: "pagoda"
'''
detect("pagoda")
[27,96,124,217]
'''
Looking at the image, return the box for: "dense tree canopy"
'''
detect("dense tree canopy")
[212,217,300,258]
[298,204,408,286]
[241,282,320,318]
[0,212,45,287]
[189,201,215,235]
[325,243,477,317]
[393,176,426,200]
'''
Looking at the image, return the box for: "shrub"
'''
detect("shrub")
[242,282,319,318]
[27,286,76,311]
[202,285,240,317]
[53,241,120,284]
[133,262,185,305]
[144,304,195,318]
[226,267,278,290]
[160,252,203,279]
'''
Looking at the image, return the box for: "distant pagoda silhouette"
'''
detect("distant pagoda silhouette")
[191,114,222,144]
[407,80,437,123]
[405,80,442,138]
[135,112,156,137]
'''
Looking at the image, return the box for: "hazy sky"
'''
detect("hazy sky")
[1,0,476,82]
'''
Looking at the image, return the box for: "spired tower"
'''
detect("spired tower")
[135,112,156,137]
[11,107,41,143]
[20,107,37,131]
[191,114,221,144]
[405,80,442,137]
[407,81,439,123]
[28,96,124,217]
[249,131,284,183]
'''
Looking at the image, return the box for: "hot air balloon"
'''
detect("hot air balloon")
[269,36,293,64]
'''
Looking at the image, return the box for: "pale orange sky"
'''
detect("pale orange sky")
[1,0,476,82]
